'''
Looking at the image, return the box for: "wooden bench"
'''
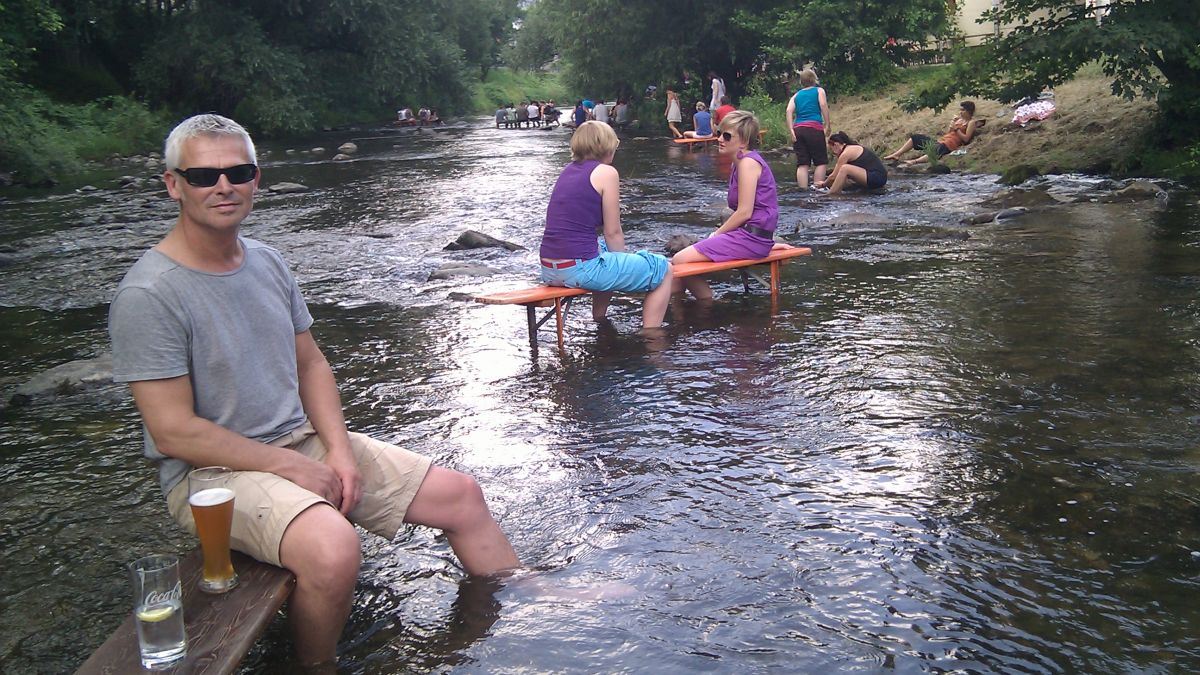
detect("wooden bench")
[78,550,294,675]
[474,246,812,353]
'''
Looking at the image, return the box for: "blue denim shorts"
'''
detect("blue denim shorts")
[541,238,669,293]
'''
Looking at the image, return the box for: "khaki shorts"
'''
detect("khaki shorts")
[166,422,432,566]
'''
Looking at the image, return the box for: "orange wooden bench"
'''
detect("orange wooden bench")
[672,130,766,150]
[475,246,812,352]
[78,550,294,675]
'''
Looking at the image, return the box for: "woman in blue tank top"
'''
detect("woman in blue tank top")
[539,122,673,329]
[785,68,830,190]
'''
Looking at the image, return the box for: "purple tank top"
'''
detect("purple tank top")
[728,151,778,234]
[540,160,602,260]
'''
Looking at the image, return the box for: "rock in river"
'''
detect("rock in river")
[9,353,113,407]
[268,182,310,194]
[337,142,358,154]
[1099,180,1166,203]
[444,230,526,252]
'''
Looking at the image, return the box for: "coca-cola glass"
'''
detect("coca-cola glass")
[128,554,187,669]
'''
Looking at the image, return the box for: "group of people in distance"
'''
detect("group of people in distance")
[540,114,793,330]
[395,106,441,126]
[665,70,735,140]
[567,98,633,129]
[495,101,560,129]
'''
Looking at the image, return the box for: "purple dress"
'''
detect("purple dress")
[694,150,779,261]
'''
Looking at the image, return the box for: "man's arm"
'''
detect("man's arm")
[130,376,345,505]
[295,330,361,514]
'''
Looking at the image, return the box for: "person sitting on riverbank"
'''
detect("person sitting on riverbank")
[786,68,830,190]
[539,121,673,329]
[884,101,982,166]
[683,102,714,138]
[671,110,794,300]
[396,107,416,126]
[815,131,887,194]
[108,113,520,670]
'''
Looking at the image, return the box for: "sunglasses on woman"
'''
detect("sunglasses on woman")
[720,131,734,141]
[173,164,258,187]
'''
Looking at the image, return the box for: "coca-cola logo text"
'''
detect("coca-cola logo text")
[143,581,182,607]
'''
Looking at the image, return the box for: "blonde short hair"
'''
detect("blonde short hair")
[719,110,761,150]
[570,121,619,161]
[695,102,707,111]
[799,69,819,88]
[164,114,256,170]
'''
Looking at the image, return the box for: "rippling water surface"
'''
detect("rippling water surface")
[1,119,1198,673]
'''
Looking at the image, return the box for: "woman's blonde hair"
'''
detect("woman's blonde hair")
[719,110,761,150]
[695,101,707,111]
[798,69,819,88]
[570,121,619,161]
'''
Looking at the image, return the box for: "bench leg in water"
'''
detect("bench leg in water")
[523,297,575,354]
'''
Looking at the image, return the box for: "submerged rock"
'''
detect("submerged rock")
[980,188,1063,209]
[665,234,698,255]
[332,153,353,161]
[998,164,1040,186]
[1100,180,1165,203]
[337,142,358,154]
[444,230,525,252]
[9,354,113,407]
[429,263,497,280]
[268,182,310,194]
[829,211,893,226]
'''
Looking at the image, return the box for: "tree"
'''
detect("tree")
[526,0,772,99]
[903,0,1200,144]
[735,0,950,98]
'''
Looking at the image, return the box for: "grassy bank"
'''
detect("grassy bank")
[471,69,573,113]
[0,87,168,186]
[751,63,1197,182]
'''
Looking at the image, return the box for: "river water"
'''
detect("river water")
[1,119,1198,673]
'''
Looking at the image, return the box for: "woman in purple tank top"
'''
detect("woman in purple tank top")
[671,110,795,300]
[539,121,673,329]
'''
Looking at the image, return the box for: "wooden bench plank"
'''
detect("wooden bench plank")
[672,130,767,146]
[77,550,295,675]
[472,247,812,355]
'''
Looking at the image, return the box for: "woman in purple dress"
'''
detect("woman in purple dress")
[672,110,793,300]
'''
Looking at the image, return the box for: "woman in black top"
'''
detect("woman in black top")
[817,131,887,194]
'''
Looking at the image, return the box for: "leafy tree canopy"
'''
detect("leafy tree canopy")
[903,0,1200,143]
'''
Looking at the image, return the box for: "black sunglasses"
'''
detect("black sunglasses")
[720,131,734,141]
[173,164,258,187]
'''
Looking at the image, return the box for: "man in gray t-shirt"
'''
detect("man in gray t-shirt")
[108,114,518,668]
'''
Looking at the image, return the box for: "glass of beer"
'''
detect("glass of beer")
[188,466,239,593]
[129,553,187,669]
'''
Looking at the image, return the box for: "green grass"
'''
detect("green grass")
[470,68,572,114]
[0,87,169,185]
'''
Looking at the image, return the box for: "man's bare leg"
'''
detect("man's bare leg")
[404,466,519,575]
[278,504,363,667]
[592,291,612,321]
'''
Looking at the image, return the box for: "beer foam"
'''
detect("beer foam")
[189,487,234,506]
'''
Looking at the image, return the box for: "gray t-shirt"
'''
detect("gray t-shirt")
[109,237,314,494]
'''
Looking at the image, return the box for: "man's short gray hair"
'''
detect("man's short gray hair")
[163,114,257,170]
